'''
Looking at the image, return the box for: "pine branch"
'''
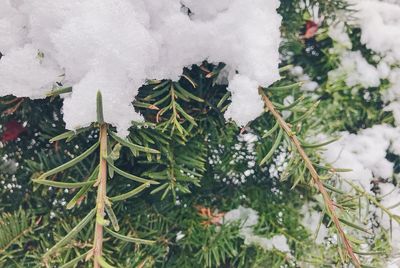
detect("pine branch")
[93,123,108,268]
[0,210,32,254]
[34,91,158,266]
[345,179,400,223]
[259,87,361,268]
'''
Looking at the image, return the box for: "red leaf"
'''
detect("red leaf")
[304,20,318,39]
[1,120,26,142]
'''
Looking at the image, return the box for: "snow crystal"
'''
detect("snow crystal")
[354,0,400,128]
[282,95,294,119]
[0,45,60,99]
[267,145,289,179]
[377,182,400,256]
[328,51,380,89]
[301,203,328,244]
[176,231,185,241]
[355,0,400,62]
[385,103,400,126]
[0,1,26,53]
[301,81,319,92]
[0,0,282,134]
[225,75,265,126]
[224,206,290,252]
[211,132,257,185]
[377,62,391,79]
[328,21,352,50]
[381,68,400,125]
[323,124,400,192]
[289,66,319,92]
[181,0,231,21]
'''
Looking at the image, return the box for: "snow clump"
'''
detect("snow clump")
[0,0,282,135]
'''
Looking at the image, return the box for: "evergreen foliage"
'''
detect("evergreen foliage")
[1,0,399,267]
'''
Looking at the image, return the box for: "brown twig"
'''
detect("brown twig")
[0,97,23,105]
[2,97,24,115]
[259,87,360,267]
[93,123,108,268]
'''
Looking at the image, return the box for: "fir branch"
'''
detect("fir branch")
[34,92,158,267]
[0,210,32,254]
[345,180,400,223]
[93,123,108,268]
[259,87,361,267]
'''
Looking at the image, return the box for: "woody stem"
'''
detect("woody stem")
[259,87,360,268]
[93,123,108,268]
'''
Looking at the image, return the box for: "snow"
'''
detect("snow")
[0,0,282,135]
[301,203,328,244]
[0,1,26,53]
[328,21,352,50]
[322,123,400,264]
[382,68,400,125]
[289,66,319,92]
[355,0,400,62]
[225,75,264,126]
[323,124,400,192]
[224,206,290,252]
[0,45,60,99]
[61,68,142,133]
[354,0,400,127]
[268,145,289,179]
[378,182,400,255]
[181,0,231,21]
[328,51,380,89]
[385,103,400,126]
[176,231,185,241]
[210,132,257,185]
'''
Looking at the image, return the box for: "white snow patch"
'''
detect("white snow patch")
[355,0,400,62]
[328,21,352,50]
[0,0,282,134]
[328,51,380,89]
[224,206,290,252]
[322,123,400,265]
[301,203,328,244]
[354,0,400,128]
[323,124,400,192]
[0,44,60,99]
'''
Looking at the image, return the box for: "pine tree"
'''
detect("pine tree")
[1,0,400,267]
